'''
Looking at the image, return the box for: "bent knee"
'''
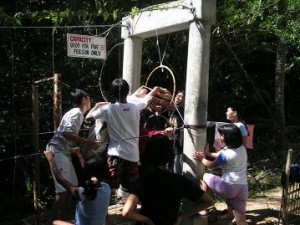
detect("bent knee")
[202,173,210,181]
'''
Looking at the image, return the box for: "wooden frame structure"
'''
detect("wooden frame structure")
[280,149,300,225]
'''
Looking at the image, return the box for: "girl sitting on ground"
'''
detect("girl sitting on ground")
[44,151,111,225]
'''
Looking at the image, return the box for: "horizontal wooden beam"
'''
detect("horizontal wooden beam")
[121,0,216,39]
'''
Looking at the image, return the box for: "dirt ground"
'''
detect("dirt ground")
[210,187,283,225]
[107,187,284,225]
[2,187,283,225]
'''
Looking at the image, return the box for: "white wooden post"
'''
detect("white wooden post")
[182,21,212,181]
[122,37,143,93]
[121,0,216,182]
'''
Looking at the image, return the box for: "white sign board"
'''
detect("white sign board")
[67,33,106,60]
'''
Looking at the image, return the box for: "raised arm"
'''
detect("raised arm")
[149,86,172,101]
[193,151,219,169]
[85,102,109,122]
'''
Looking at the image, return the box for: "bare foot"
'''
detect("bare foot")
[198,210,208,216]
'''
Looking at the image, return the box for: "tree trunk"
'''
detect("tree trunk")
[274,0,287,151]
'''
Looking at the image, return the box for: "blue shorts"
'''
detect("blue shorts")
[204,173,248,213]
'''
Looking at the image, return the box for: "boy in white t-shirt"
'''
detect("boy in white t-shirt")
[44,89,100,225]
[86,79,142,198]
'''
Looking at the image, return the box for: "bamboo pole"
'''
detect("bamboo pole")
[32,83,41,225]
[31,74,61,225]
[53,74,62,131]
[282,149,293,225]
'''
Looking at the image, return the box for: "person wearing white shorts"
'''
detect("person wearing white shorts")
[45,89,99,225]
[47,145,78,193]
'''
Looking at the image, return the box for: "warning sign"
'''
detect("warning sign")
[67,33,106,60]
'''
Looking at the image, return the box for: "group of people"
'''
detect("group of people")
[44,77,250,225]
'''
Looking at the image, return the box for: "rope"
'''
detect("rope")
[0,126,186,163]
[10,30,18,212]
[0,25,119,29]
[98,42,124,102]
[155,29,163,66]
[169,98,184,125]
[97,19,124,38]
[52,27,56,74]
[155,31,171,66]
[145,65,176,105]
[218,27,288,145]
[218,27,277,124]
[161,35,170,64]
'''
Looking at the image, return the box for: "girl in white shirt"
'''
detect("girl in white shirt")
[193,124,248,225]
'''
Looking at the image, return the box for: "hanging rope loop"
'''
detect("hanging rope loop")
[145,64,176,106]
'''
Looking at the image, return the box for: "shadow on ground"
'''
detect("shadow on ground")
[208,208,281,225]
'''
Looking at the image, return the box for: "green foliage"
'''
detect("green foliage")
[0,0,300,221]
[130,6,140,18]
[217,0,300,56]
[0,7,16,25]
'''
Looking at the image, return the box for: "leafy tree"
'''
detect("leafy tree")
[210,0,300,152]
[0,0,300,221]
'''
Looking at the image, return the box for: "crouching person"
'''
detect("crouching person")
[122,134,214,225]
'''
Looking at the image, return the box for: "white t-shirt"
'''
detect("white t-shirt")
[87,119,109,154]
[75,182,111,225]
[91,102,140,162]
[48,107,84,153]
[126,94,150,110]
[216,145,248,185]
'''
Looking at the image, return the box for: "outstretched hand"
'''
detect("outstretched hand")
[193,151,205,161]
[164,127,174,137]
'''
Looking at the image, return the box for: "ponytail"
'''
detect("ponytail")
[82,156,106,201]
[83,177,100,201]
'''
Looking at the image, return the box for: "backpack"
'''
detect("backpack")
[281,163,300,185]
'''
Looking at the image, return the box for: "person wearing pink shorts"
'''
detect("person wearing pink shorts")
[194,123,248,225]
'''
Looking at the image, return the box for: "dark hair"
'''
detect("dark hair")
[226,104,249,136]
[176,90,185,96]
[144,116,168,130]
[227,104,244,120]
[111,78,129,101]
[83,156,106,200]
[142,134,173,167]
[71,89,89,107]
[218,124,243,148]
